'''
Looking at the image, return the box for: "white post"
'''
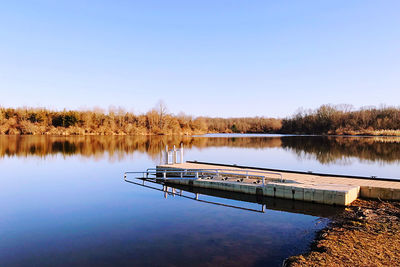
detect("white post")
[165,145,169,164]
[173,145,177,164]
[180,143,184,163]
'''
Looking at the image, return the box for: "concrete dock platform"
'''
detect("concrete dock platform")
[156,162,400,206]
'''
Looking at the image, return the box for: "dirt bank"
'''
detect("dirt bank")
[286,199,400,266]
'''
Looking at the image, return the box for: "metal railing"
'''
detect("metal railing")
[124,167,283,185]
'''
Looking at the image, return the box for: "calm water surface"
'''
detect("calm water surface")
[1,135,399,266]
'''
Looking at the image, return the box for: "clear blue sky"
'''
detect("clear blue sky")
[1,1,399,118]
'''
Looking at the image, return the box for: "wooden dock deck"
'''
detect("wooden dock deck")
[157,161,400,206]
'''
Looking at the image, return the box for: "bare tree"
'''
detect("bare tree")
[155,100,168,130]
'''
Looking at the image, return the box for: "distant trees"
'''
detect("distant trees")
[0,106,217,135]
[52,111,79,127]
[203,117,282,133]
[1,104,399,136]
[281,104,400,135]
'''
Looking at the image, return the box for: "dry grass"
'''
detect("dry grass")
[0,107,280,135]
[286,199,400,266]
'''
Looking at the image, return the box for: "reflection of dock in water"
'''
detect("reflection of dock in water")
[152,161,400,206]
[123,144,400,207]
[124,178,342,217]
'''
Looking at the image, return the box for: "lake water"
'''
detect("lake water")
[1,134,399,267]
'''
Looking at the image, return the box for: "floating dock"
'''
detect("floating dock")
[156,161,400,206]
[125,177,342,217]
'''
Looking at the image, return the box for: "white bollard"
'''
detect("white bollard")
[173,145,177,164]
[165,145,169,164]
[180,143,184,163]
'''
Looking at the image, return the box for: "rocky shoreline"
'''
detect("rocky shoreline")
[285,199,400,266]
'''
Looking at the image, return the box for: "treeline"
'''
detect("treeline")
[202,117,282,133]
[281,105,400,135]
[1,104,399,136]
[0,107,206,135]
[0,106,280,135]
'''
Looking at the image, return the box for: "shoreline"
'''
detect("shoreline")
[285,199,400,266]
[0,132,400,137]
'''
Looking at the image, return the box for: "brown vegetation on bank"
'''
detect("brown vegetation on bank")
[1,104,399,136]
[202,117,282,133]
[286,199,400,266]
[0,106,280,135]
[281,104,400,135]
[0,106,208,135]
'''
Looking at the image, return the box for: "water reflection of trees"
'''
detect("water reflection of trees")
[0,136,282,161]
[1,135,399,164]
[280,136,400,164]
